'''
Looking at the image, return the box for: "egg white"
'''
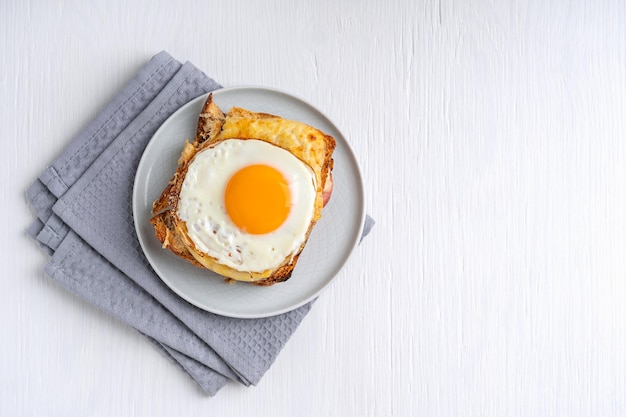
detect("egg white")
[177,139,317,273]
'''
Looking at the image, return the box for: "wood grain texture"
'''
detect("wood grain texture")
[3,0,626,415]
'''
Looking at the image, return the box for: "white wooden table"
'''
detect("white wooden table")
[4,1,626,415]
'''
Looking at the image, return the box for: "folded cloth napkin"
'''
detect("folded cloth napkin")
[26,51,374,396]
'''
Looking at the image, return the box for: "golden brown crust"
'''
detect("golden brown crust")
[150,93,335,285]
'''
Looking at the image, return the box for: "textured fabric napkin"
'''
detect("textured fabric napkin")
[26,51,374,395]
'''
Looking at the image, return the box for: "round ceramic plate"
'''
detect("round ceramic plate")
[133,86,365,318]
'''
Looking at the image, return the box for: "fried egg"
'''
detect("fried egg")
[177,138,317,273]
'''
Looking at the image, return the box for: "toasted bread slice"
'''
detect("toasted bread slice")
[150,93,335,285]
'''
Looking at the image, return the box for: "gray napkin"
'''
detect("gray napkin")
[26,51,374,395]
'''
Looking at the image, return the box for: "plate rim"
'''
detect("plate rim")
[133,85,365,318]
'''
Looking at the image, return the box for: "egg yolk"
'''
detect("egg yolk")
[224,164,292,234]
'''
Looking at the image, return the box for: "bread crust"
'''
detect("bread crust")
[150,93,335,285]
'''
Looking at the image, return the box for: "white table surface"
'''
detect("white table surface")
[3,1,626,415]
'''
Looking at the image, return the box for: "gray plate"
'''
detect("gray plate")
[133,86,365,318]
